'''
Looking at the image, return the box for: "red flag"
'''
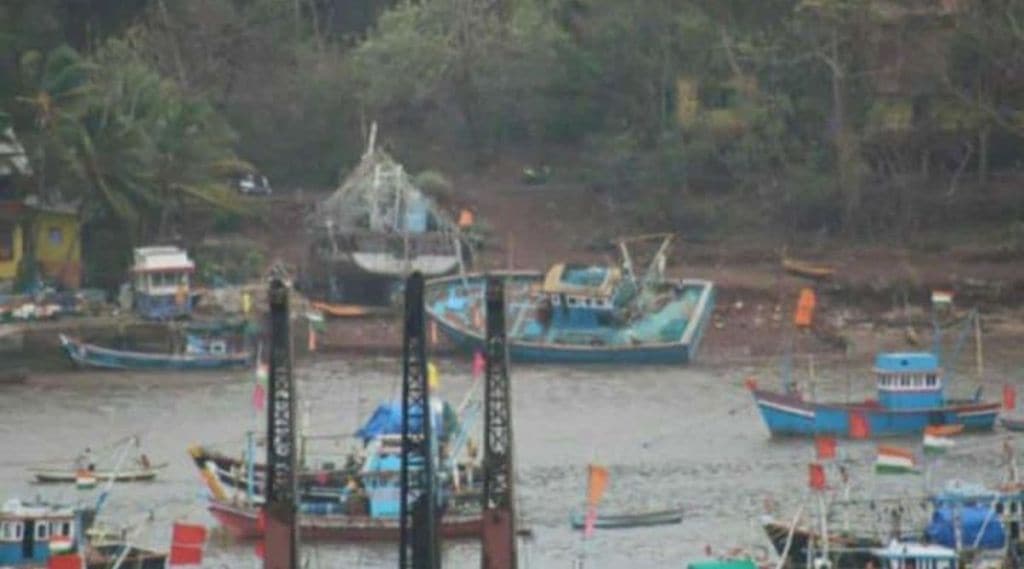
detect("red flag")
[169,522,207,566]
[1004,384,1017,411]
[254,540,265,560]
[815,435,837,460]
[48,553,83,569]
[252,383,266,411]
[472,351,486,378]
[849,412,870,439]
[744,377,758,391]
[808,462,826,491]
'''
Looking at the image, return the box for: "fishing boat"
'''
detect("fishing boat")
[426,234,716,364]
[206,498,480,541]
[0,498,166,569]
[302,124,468,309]
[59,333,251,371]
[569,508,683,530]
[750,352,1000,437]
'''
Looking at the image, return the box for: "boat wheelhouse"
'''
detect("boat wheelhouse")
[0,499,86,567]
[131,246,199,320]
[871,541,958,569]
[751,352,999,437]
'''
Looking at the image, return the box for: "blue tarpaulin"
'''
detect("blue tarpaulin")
[925,505,1005,550]
[355,400,455,443]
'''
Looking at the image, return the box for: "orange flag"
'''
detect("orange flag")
[586,464,609,506]
[794,288,816,328]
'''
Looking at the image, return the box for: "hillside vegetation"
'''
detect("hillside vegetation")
[3,0,1024,284]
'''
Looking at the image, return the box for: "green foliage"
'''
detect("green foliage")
[413,170,453,200]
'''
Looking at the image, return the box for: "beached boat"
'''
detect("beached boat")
[59,334,251,371]
[750,352,999,437]
[302,124,468,309]
[426,235,715,364]
[569,508,683,530]
[30,464,166,484]
[206,498,481,541]
[781,256,836,280]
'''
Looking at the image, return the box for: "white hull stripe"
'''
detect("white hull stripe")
[959,409,999,418]
[758,399,815,419]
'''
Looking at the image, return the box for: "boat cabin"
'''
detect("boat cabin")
[131,246,197,320]
[871,541,957,569]
[541,264,625,329]
[875,353,944,409]
[0,499,85,566]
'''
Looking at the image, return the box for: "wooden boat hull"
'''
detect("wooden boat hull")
[310,301,393,318]
[781,258,836,280]
[569,509,683,530]
[59,334,250,371]
[189,446,354,504]
[426,272,716,365]
[31,465,167,483]
[207,499,481,542]
[752,389,999,438]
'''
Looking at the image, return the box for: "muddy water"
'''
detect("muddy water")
[0,357,1014,569]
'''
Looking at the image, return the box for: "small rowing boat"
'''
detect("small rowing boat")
[31,463,167,483]
[782,256,836,280]
[569,508,684,530]
[1001,414,1024,432]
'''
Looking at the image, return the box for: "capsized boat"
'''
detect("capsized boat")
[59,333,251,371]
[750,352,999,437]
[426,234,715,364]
[569,508,683,530]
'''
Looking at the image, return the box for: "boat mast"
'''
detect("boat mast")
[264,277,298,569]
[399,272,440,569]
[481,276,518,569]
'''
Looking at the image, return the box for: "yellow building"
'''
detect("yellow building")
[0,199,82,289]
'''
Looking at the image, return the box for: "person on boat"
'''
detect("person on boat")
[75,447,94,471]
[138,453,151,470]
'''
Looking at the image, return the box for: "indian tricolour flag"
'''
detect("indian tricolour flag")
[875,445,918,474]
[923,426,957,455]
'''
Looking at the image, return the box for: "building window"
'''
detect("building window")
[0,221,14,261]
[36,522,48,539]
[48,226,63,245]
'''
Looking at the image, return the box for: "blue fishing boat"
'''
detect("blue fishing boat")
[59,333,251,371]
[426,234,715,364]
[0,498,166,568]
[750,352,1000,437]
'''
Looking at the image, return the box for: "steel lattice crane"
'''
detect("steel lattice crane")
[264,278,298,569]
[399,273,440,569]
[481,276,517,569]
